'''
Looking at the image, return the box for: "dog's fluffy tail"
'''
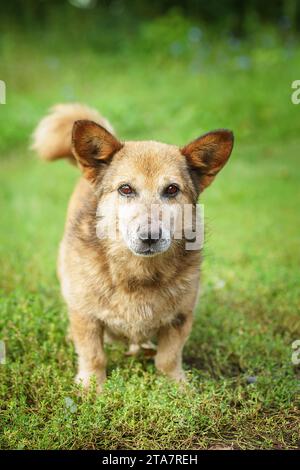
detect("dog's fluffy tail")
[31,103,115,163]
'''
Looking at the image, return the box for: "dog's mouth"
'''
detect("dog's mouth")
[132,246,164,257]
[131,247,166,258]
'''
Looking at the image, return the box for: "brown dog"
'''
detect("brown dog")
[33,104,233,392]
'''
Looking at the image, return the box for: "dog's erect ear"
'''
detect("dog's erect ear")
[181,130,234,192]
[72,120,123,182]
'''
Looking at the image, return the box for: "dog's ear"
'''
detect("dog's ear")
[72,120,123,183]
[181,130,234,192]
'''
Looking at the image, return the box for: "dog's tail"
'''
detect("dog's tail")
[31,103,115,163]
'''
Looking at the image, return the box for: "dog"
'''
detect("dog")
[32,103,234,392]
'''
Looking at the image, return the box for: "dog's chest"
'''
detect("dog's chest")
[60,238,200,343]
[96,282,181,342]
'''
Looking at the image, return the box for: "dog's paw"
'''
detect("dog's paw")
[155,361,187,383]
[75,370,106,394]
[169,369,187,383]
[125,343,140,356]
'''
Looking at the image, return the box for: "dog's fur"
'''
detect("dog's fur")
[33,103,234,391]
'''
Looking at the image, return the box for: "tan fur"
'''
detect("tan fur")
[33,104,233,392]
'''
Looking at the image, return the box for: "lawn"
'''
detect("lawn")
[0,12,300,449]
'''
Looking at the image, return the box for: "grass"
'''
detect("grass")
[0,12,300,449]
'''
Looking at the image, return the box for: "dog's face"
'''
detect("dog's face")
[72,121,233,257]
[94,141,198,256]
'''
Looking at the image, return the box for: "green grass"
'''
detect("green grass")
[0,14,300,449]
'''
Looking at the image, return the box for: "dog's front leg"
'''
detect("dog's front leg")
[69,311,107,393]
[155,313,193,382]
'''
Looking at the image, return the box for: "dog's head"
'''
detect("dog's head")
[72,121,234,257]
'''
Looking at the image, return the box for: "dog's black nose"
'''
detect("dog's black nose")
[138,227,162,245]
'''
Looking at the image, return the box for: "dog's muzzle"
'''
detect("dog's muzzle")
[126,224,171,256]
[135,226,166,255]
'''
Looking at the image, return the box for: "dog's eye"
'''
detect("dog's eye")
[118,184,134,196]
[164,184,180,197]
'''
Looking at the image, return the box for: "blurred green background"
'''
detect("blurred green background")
[0,0,299,450]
